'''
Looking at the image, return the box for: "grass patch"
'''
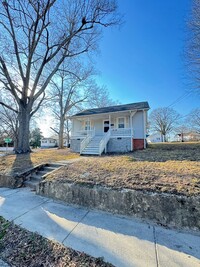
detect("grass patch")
[0,217,113,267]
[46,142,200,196]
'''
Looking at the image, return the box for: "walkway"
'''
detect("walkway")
[0,187,199,267]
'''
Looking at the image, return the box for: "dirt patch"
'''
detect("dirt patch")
[0,216,113,267]
[46,143,200,196]
[0,148,79,176]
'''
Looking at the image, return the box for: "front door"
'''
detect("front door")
[103,120,109,132]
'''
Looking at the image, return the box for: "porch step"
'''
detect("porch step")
[43,166,56,171]
[80,135,107,155]
[30,174,42,181]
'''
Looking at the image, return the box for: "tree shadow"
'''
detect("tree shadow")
[11,153,34,175]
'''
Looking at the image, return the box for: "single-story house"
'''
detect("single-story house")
[176,131,200,142]
[41,136,70,148]
[147,132,163,143]
[40,137,57,148]
[70,101,150,155]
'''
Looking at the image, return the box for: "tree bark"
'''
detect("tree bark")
[58,117,64,149]
[14,106,31,153]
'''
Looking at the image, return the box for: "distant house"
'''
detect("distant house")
[176,131,200,142]
[70,101,150,155]
[40,137,57,148]
[147,132,163,143]
[40,136,70,148]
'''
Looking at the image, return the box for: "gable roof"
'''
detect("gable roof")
[72,101,150,117]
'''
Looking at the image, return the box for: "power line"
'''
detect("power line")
[167,91,191,108]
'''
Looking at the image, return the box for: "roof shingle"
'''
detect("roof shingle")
[72,101,150,117]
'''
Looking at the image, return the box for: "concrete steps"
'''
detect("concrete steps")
[24,163,63,191]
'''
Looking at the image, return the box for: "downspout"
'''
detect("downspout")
[71,119,74,137]
[130,111,133,151]
[143,110,146,149]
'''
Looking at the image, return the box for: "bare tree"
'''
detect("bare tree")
[0,0,119,153]
[0,96,19,149]
[186,0,200,95]
[187,108,200,133]
[87,84,119,108]
[149,107,181,142]
[49,61,92,148]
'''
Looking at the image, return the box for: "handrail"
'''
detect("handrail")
[110,128,131,136]
[99,130,110,155]
[80,129,95,154]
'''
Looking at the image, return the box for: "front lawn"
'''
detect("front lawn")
[0,148,79,175]
[46,142,200,196]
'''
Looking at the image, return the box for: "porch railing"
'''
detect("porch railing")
[80,129,95,154]
[71,129,94,138]
[99,130,111,155]
[110,128,131,137]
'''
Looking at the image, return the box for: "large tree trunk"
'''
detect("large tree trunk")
[15,106,31,153]
[58,118,64,149]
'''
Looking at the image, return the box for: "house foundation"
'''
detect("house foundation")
[133,139,145,150]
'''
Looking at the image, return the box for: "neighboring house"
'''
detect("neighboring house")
[176,131,200,142]
[40,137,57,148]
[70,101,150,155]
[40,136,70,148]
[147,132,163,143]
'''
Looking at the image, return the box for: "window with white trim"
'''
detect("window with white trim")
[85,120,91,130]
[118,117,125,128]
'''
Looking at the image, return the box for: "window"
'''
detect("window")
[118,118,125,128]
[85,120,91,131]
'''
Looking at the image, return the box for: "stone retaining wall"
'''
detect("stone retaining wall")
[37,180,200,231]
[0,164,46,188]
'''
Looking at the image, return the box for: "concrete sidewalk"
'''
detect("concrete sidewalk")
[0,187,199,267]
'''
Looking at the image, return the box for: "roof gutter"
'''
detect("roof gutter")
[70,108,150,119]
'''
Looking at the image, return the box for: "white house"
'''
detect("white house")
[41,136,70,148]
[147,132,163,143]
[176,131,200,142]
[70,101,150,155]
[40,137,57,148]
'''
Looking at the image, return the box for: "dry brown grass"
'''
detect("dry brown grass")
[46,142,200,196]
[0,148,79,175]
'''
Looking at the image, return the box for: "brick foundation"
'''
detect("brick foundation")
[133,139,144,150]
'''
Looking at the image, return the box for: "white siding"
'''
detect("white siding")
[132,111,144,138]
[73,120,82,133]
[94,119,103,134]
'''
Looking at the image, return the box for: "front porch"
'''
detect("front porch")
[71,111,135,138]
[70,102,148,155]
[70,112,136,155]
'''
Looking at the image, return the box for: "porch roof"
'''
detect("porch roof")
[72,101,150,118]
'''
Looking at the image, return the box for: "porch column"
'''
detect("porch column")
[109,114,111,131]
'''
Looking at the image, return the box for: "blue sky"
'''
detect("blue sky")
[95,0,199,115]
